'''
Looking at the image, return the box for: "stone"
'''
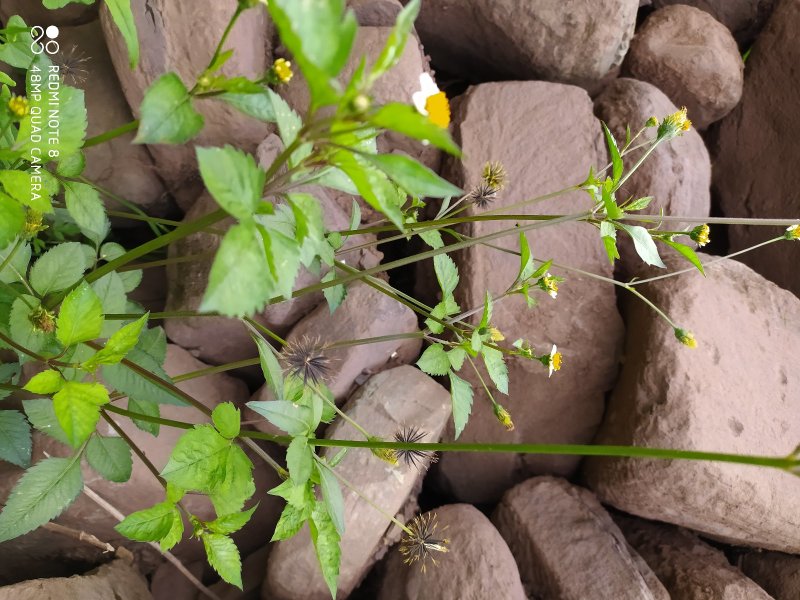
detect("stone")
[739,551,800,600]
[583,255,800,552]
[652,0,778,45]
[593,77,711,273]
[431,81,624,504]
[57,21,171,222]
[349,0,404,26]
[492,477,669,600]
[623,5,744,129]
[617,516,774,599]
[150,559,204,600]
[99,0,272,210]
[0,1,97,27]
[263,366,451,600]
[374,504,527,600]
[712,0,800,299]
[0,558,152,600]
[409,0,638,86]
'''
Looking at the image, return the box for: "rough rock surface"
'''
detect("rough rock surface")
[264,366,451,600]
[594,77,711,271]
[0,558,152,600]
[349,0,404,26]
[59,22,170,221]
[584,256,800,552]
[150,559,204,600]
[739,551,800,600]
[0,1,97,26]
[374,504,527,600]
[432,81,624,504]
[410,0,639,86]
[623,5,743,129]
[652,0,778,44]
[712,0,800,299]
[617,516,774,599]
[99,0,272,210]
[492,477,669,600]
[209,544,270,600]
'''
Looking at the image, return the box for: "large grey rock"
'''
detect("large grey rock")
[0,1,97,26]
[584,256,800,552]
[0,558,152,600]
[652,0,778,44]
[623,5,743,129]
[100,0,272,210]
[409,0,638,86]
[617,516,774,600]
[374,504,527,600]
[432,81,624,504]
[739,551,800,600]
[594,77,711,272]
[712,0,800,299]
[150,559,204,600]
[493,477,669,600]
[349,0,404,26]
[264,366,451,600]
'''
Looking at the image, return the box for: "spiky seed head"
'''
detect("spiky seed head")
[282,336,331,386]
[400,512,449,572]
[469,184,498,209]
[393,426,437,470]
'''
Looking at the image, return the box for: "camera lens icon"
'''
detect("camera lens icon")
[45,26,59,39]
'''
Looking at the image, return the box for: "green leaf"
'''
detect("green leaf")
[272,501,308,541]
[246,400,312,436]
[660,238,705,276]
[91,272,128,338]
[23,398,69,445]
[207,505,257,535]
[63,182,109,246]
[0,455,84,542]
[0,410,31,468]
[309,501,341,599]
[9,296,54,355]
[128,398,160,436]
[599,220,620,265]
[321,271,346,313]
[478,291,492,330]
[0,192,26,249]
[516,233,536,284]
[618,223,666,269]
[196,146,265,221]
[29,242,86,296]
[317,462,345,536]
[287,437,313,486]
[447,346,466,371]
[212,402,241,440]
[17,84,87,162]
[601,177,623,220]
[208,444,254,517]
[625,196,654,212]
[203,533,242,590]
[360,153,462,198]
[160,505,184,552]
[416,343,450,376]
[52,381,109,447]
[86,435,132,483]
[57,152,86,178]
[254,336,284,401]
[371,103,461,156]
[0,16,36,69]
[481,346,508,395]
[287,193,327,267]
[135,73,203,144]
[601,122,623,185]
[102,348,180,406]
[448,370,473,439]
[115,501,176,542]
[104,0,140,69]
[258,225,301,300]
[0,239,31,285]
[434,253,459,297]
[161,425,231,492]
[217,92,276,123]
[23,369,64,397]
[57,282,104,347]
[0,170,53,212]
[201,222,271,317]
[267,90,308,167]
[370,0,420,81]
[83,314,148,370]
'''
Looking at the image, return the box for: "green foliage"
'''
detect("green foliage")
[448,370,474,439]
[370,104,461,156]
[29,242,87,297]
[0,194,26,248]
[116,501,178,542]
[104,0,140,69]
[310,501,342,599]
[23,369,64,395]
[63,182,110,246]
[83,313,149,370]
[417,343,450,376]
[197,146,266,221]
[618,223,666,269]
[135,73,204,144]
[203,532,243,589]
[212,402,241,440]
[0,410,32,468]
[52,381,109,447]
[23,398,70,445]
[17,84,87,165]
[254,335,284,400]
[56,282,104,347]
[86,435,133,483]
[0,16,36,69]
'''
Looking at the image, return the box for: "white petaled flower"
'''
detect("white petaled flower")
[548,344,562,377]
[412,73,450,128]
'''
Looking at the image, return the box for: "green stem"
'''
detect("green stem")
[83,120,139,148]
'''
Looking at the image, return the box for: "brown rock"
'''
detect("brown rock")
[150,559,204,600]
[0,558,152,600]
[617,516,774,600]
[584,255,800,552]
[623,5,743,128]
[374,504,526,600]
[58,21,171,222]
[712,0,800,299]
[349,0,404,26]
[594,77,711,272]
[431,81,624,504]
[0,1,97,26]
[492,477,669,600]
[410,0,638,86]
[263,366,451,600]
[99,0,272,210]
[652,0,778,44]
[739,551,800,600]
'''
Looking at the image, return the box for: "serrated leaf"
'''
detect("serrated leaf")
[433,253,459,297]
[272,501,308,541]
[207,505,257,535]
[602,122,623,185]
[160,505,184,552]
[447,347,466,371]
[23,369,64,395]
[0,239,30,285]
[258,225,300,300]
[478,291,492,330]
[29,242,86,296]
[0,170,53,212]
[104,0,140,69]
[660,238,705,276]
[135,73,203,144]
[203,533,242,589]
[0,410,31,468]
[246,400,312,436]
[317,462,345,537]
[217,92,276,123]
[370,103,461,156]
[0,192,24,248]
[618,223,666,269]
[416,343,450,376]
[360,153,462,199]
[128,398,160,436]
[254,336,284,401]
[0,455,83,542]
[115,501,176,542]
[448,370,473,439]
[516,233,535,284]
[197,146,266,221]
[52,381,109,447]
[211,402,240,440]
[267,90,309,168]
[161,425,231,493]
[83,314,148,370]
[321,271,346,313]
[63,181,109,246]
[86,435,132,483]
[0,16,36,69]
[22,398,69,445]
[57,282,104,347]
[626,196,654,211]
[309,501,341,599]
[91,271,128,338]
[369,0,420,81]
[601,177,623,220]
[17,83,87,162]
[287,437,313,486]
[481,346,508,395]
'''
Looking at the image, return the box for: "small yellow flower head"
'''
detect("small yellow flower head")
[547,344,562,377]
[350,93,371,114]
[785,224,799,241]
[493,404,514,431]
[690,224,710,247]
[400,512,449,572]
[674,327,697,349]
[658,106,692,139]
[645,116,659,128]
[29,305,56,334]
[482,161,508,191]
[197,75,213,90]
[8,95,29,119]
[489,327,505,342]
[24,209,47,238]
[271,58,293,84]
[538,273,559,299]
[369,437,399,465]
[412,73,450,129]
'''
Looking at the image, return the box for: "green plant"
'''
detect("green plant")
[0,0,798,595]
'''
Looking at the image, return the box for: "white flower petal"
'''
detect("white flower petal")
[412,90,428,115]
[419,72,439,95]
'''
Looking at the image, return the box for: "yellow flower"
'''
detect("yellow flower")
[538,273,559,299]
[547,344,562,377]
[493,404,514,431]
[412,73,450,128]
[658,106,692,139]
[489,327,505,342]
[690,224,710,247]
[674,328,697,349]
[482,161,507,191]
[785,224,799,241]
[271,58,293,84]
[369,437,399,465]
[29,305,55,334]
[24,209,47,238]
[8,95,29,119]
[645,116,658,128]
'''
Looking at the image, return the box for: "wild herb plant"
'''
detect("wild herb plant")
[0,0,798,595]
